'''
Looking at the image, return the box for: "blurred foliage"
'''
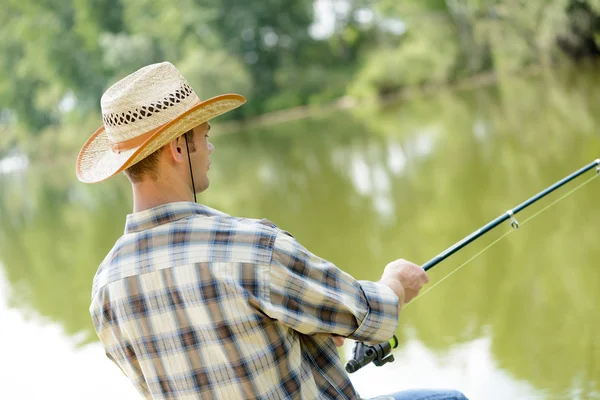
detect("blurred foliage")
[0,0,357,156]
[348,19,459,98]
[351,0,600,98]
[1,69,600,396]
[1,0,600,157]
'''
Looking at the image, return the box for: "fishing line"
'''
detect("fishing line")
[346,160,599,373]
[406,172,599,307]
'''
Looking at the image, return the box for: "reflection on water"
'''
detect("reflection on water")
[347,336,543,400]
[0,152,28,175]
[0,265,139,399]
[1,69,600,399]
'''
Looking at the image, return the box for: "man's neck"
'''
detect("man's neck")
[131,179,194,213]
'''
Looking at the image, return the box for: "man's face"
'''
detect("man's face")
[188,122,214,193]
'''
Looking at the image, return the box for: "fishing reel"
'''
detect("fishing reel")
[345,335,398,374]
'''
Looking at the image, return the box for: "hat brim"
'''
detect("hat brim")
[76,93,246,183]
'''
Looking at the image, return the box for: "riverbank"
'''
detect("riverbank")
[4,61,594,167]
[215,64,548,134]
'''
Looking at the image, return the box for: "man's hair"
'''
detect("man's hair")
[124,129,195,183]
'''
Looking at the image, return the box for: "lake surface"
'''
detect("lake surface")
[1,69,599,399]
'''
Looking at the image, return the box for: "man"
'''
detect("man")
[77,62,468,400]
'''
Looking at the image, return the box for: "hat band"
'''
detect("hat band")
[109,127,160,153]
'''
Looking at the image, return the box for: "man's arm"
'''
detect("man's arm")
[258,231,401,344]
[90,293,153,399]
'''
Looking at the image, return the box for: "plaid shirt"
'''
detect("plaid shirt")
[90,202,399,399]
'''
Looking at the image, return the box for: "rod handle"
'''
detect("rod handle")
[345,336,398,373]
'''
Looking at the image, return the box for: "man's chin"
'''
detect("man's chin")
[195,178,210,194]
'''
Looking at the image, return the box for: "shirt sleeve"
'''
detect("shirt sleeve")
[259,230,399,343]
[90,292,153,400]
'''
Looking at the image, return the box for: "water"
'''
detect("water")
[1,69,599,399]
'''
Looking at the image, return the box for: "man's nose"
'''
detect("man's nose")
[208,142,215,154]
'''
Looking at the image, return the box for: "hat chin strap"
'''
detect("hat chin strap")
[185,135,197,203]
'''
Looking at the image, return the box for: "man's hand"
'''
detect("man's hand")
[379,259,429,305]
[331,259,427,348]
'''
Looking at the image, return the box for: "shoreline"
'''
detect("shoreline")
[4,62,590,166]
[215,65,546,135]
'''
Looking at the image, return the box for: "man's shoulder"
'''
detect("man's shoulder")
[197,210,300,257]
[186,204,295,238]
[184,209,285,239]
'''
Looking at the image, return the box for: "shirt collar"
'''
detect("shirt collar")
[124,202,229,233]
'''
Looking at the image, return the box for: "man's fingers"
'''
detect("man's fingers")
[332,336,345,347]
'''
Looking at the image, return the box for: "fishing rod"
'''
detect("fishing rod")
[345,158,600,374]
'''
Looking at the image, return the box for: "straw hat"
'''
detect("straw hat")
[76,62,246,183]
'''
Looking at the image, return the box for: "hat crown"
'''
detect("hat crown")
[100,62,199,143]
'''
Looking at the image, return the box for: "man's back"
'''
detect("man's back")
[90,202,399,399]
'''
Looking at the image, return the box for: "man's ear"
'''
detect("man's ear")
[165,136,186,163]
